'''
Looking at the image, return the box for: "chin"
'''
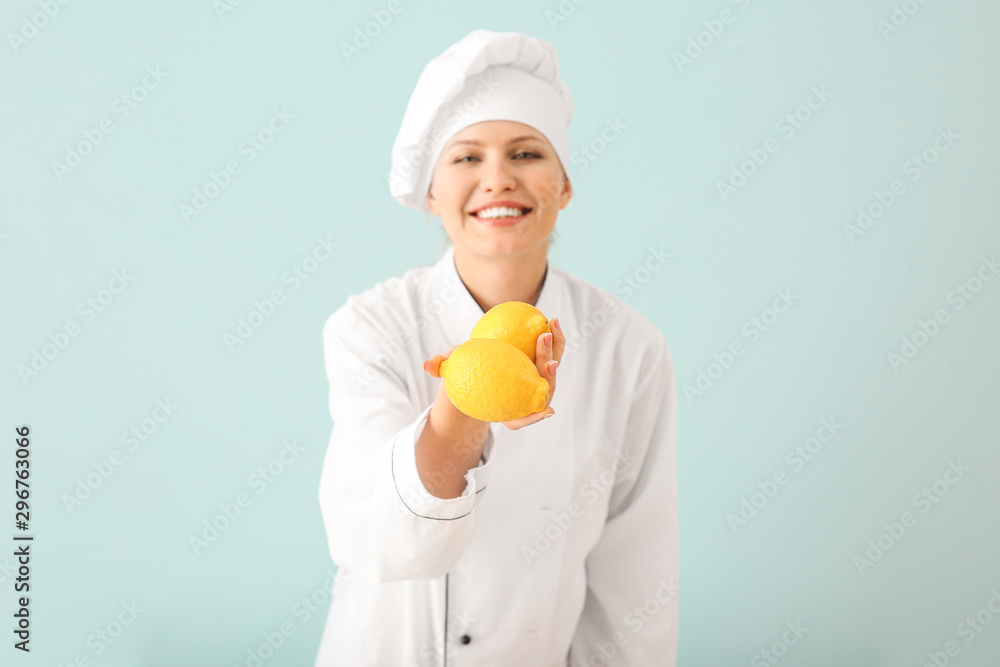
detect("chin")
[471,235,549,258]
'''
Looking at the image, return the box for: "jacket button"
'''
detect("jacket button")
[461,634,471,644]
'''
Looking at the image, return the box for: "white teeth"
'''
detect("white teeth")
[476,206,526,219]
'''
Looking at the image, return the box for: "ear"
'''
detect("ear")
[426,187,438,216]
[559,173,573,210]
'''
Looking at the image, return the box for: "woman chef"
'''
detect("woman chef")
[315,30,678,667]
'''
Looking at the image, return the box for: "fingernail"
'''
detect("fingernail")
[542,412,554,419]
[552,318,560,331]
[544,333,552,348]
[548,360,558,374]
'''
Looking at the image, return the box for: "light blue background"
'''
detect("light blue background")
[2,1,999,665]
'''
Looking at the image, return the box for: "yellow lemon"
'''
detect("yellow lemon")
[470,301,550,364]
[439,338,549,422]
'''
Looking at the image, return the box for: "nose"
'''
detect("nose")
[479,153,516,193]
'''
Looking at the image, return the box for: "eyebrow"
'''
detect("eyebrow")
[447,135,544,147]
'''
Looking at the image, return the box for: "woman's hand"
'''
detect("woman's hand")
[501,317,564,430]
[421,317,565,430]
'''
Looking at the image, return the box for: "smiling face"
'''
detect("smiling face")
[426,120,572,259]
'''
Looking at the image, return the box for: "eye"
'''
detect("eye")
[453,151,541,163]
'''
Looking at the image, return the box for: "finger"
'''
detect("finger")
[424,345,461,378]
[540,363,557,411]
[550,318,565,362]
[535,330,554,374]
[502,408,555,431]
[423,354,445,378]
[530,330,558,409]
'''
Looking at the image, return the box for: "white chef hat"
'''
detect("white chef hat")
[388,29,574,212]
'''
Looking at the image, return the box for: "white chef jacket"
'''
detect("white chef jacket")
[314,244,678,666]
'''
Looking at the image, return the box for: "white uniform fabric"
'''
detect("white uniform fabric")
[314,244,678,666]
[389,29,574,212]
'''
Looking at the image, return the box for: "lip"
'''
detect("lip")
[469,200,532,215]
[471,209,531,227]
[468,200,533,227]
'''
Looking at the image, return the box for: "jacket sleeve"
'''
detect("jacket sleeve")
[567,334,679,666]
[317,303,500,584]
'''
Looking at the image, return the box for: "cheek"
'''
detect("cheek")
[438,177,474,210]
[528,170,565,204]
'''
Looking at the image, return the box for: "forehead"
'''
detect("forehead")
[443,120,546,148]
